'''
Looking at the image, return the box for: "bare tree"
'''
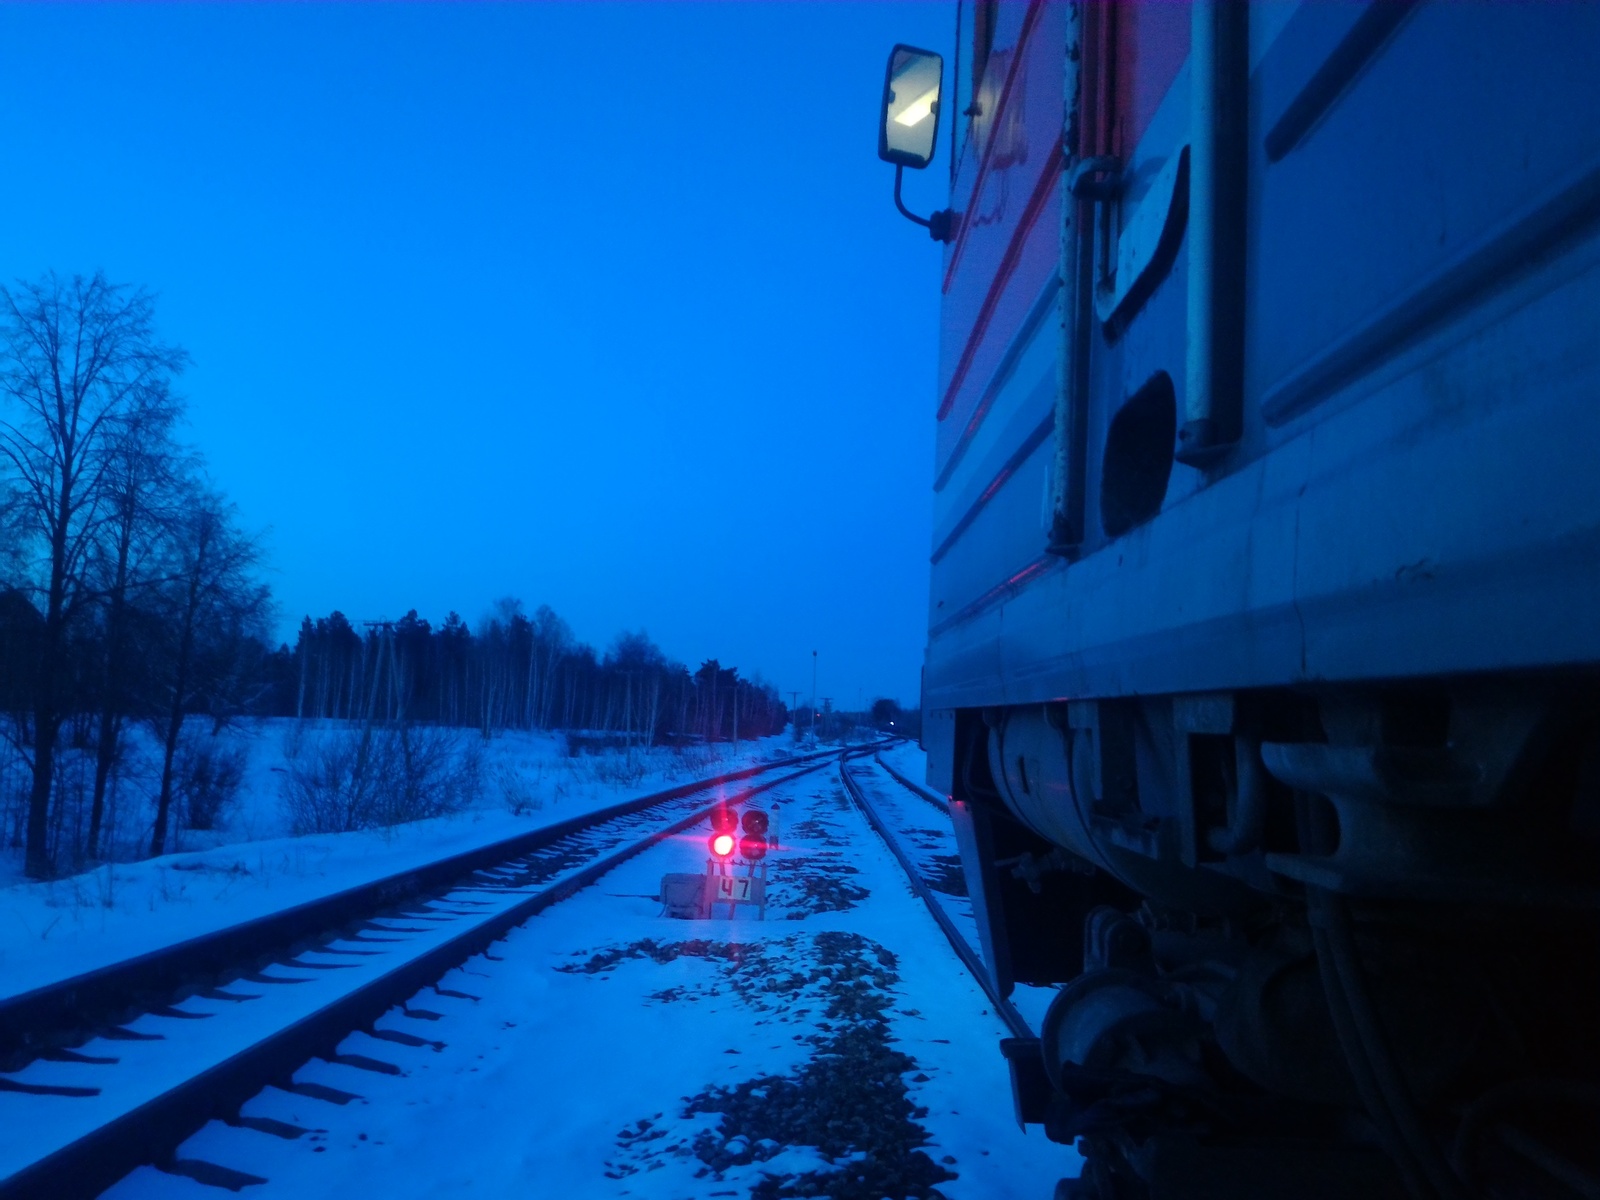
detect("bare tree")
[531,604,572,729]
[0,272,187,878]
[147,487,268,857]
[85,403,186,856]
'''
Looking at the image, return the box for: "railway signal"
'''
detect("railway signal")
[705,803,769,921]
[670,801,770,920]
[740,807,770,861]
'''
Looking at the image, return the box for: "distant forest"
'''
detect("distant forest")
[285,606,787,746]
[0,272,786,879]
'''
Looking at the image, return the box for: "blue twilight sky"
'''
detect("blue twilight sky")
[0,1,956,709]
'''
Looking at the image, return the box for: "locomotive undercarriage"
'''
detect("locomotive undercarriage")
[951,680,1600,1199]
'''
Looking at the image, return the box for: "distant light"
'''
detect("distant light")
[894,87,938,127]
[711,832,736,858]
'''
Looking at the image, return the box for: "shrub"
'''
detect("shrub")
[669,743,719,778]
[281,724,483,835]
[590,748,649,787]
[497,763,543,815]
[177,734,249,831]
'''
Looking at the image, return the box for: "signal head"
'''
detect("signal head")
[740,833,768,862]
[710,805,738,833]
[710,832,737,859]
[741,808,769,837]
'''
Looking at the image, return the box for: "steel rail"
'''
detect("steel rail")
[0,751,868,1200]
[0,744,850,1067]
[837,758,1032,1040]
[872,748,950,814]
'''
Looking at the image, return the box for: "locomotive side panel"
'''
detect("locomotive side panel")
[936,2,1065,478]
[1253,4,1600,426]
[916,4,1600,1195]
[925,1,1600,715]
[930,239,1600,708]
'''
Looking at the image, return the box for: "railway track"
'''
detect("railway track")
[838,751,1033,1041]
[0,746,870,1200]
[102,740,1064,1199]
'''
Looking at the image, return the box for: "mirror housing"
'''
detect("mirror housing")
[878,44,944,170]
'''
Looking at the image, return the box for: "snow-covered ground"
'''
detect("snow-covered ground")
[99,765,1079,1199]
[0,722,798,1002]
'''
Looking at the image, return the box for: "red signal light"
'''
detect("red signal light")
[710,832,736,858]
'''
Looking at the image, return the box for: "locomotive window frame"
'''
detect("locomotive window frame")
[971,0,999,112]
[951,0,1000,180]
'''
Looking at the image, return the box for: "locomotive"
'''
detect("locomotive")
[880,4,1600,1197]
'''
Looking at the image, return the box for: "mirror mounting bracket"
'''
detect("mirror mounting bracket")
[894,165,958,243]
[1067,156,1123,202]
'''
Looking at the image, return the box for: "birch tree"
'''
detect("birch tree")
[147,487,267,856]
[0,272,187,877]
[85,406,185,856]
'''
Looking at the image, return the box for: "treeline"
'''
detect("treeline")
[281,605,788,747]
[1,273,788,882]
[0,273,268,879]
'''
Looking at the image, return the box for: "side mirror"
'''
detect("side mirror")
[878,45,944,170]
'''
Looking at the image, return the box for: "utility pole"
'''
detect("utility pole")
[810,650,818,746]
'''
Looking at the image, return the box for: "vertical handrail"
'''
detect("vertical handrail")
[1047,2,1094,556]
[1178,0,1249,468]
